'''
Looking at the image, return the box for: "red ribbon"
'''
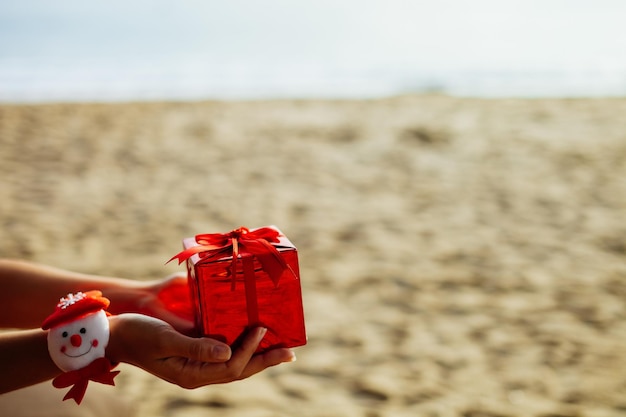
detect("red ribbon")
[52,357,120,404]
[168,227,290,290]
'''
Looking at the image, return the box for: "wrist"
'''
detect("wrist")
[101,281,152,316]
[0,329,62,394]
[105,315,126,365]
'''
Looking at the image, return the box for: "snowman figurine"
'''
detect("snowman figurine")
[42,291,120,404]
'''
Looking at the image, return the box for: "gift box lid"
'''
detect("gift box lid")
[182,225,296,266]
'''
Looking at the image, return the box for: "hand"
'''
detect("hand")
[138,273,197,335]
[108,273,197,335]
[106,314,296,388]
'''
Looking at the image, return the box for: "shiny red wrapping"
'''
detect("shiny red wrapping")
[182,226,306,352]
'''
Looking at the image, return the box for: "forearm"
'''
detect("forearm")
[0,328,61,394]
[0,259,149,328]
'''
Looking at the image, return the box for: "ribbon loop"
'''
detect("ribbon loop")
[52,357,119,404]
[168,226,290,288]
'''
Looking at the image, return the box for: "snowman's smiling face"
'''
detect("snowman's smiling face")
[47,310,110,372]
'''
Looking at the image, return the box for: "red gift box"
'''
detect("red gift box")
[170,226,306,352]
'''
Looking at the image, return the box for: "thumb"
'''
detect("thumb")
[165,331,232,363]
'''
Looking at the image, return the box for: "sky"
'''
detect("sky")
[1,0,625,100]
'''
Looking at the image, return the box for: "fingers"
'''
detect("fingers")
[148,325,297,389]
[211,328,297,384]
[166,332,232,363]
[232,348,296,381]
[156,327,264,388]
[218,327,267,374]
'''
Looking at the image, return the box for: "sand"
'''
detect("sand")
[1,95,625,417]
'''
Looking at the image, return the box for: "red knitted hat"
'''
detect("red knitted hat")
[42,291,110,330]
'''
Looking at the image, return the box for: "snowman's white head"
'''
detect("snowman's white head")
[47,310,110,371]
[42,291,112,372]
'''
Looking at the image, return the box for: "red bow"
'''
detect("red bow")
[169,227,290,289]
[52,357,120,404]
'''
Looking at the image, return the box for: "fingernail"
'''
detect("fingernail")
[212,344,231,360]
[257,327,268,342]
[286,351,297,362]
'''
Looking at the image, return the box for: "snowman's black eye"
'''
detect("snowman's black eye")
[62,331,68,338]
[80,328,86,334]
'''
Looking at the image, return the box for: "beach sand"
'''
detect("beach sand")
[1,95,625,416]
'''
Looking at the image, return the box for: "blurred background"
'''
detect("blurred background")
[1,2,625,417]
[1,0,626,102]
